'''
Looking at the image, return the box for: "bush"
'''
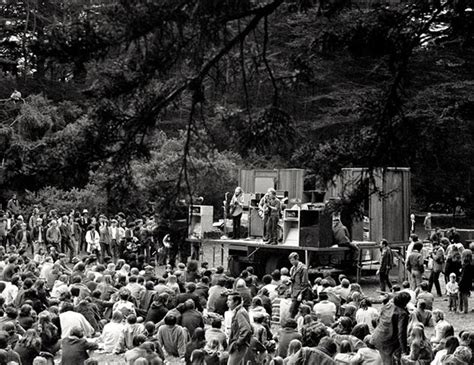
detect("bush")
[23,184,106,215]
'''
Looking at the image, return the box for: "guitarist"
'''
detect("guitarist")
[258,191,271,243]
[266,189,281,245]
[230,186,244,239]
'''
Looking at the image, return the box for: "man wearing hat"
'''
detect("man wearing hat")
[79,209,90,253]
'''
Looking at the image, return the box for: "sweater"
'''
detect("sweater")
[156,324,187,359]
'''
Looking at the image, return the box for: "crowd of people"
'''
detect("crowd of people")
[0,196,180,268]
[0,199,473,365]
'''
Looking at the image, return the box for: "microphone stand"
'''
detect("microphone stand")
[221,192,229,240]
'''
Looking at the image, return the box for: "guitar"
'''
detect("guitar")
[230,192,243,216]
[258,198,269,218]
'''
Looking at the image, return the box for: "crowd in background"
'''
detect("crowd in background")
[0,195,179,268]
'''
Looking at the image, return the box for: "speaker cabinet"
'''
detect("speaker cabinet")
[249,207,265,237]
[282,208,333,247]
[188,205,214,239]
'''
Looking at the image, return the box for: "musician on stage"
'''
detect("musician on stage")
[266,188,281,245]
[258,192,270,242]
[230,186,244,239]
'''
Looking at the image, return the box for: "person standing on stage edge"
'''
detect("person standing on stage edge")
[230,187,244,239]
[258,192,270,242]
[378,239,393,292]
[289,252,309,317]
[266,188,281,245]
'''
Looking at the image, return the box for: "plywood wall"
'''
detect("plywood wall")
[239,168,305,202]
[327,167,411,244]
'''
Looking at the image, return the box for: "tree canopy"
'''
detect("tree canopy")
[0,0,473,217]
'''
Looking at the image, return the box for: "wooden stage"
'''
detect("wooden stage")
[188,237,409,280]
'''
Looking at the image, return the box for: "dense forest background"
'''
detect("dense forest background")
[0,0,473,219]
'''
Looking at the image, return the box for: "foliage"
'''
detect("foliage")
[1,0,474,217]
[23,184,106,215]
[131,132,242,218]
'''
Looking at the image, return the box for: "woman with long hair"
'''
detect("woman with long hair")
[13,329,42,365]
[401,325,433,365]
[284,339,302,365]
[185,328,206,365]
[230,186,244,239]
[190,349,206,365]
[35,311,60,355]
[431,336,459,365]
[96,274,117,301]
[18,304,35,331]
[355,298,379,333]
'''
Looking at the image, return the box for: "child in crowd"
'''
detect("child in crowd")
[446,272,459,312]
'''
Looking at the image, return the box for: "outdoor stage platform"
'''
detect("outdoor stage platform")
[187,237,409,280]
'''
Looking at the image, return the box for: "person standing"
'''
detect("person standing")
[372,292,410,365]
[46,220,61,252]
[7,194,20,217]
[227,293,252,365]
[410,214,416,234]
[79,209,91,253]
[59,216,74,263]
[32,218,45,254]
[406,242,424,290]
[423,213,432,239]
[85,225,100,258]
[15,223,33,254]
[428,241,445,297]
[70,217,82,259]
[28,206,40,231]
[109,218,124,262]
[258,192,270,242]
[378,239,393,293]
[230,187,244,239]
[288,252,309,318]
[98,217,112,262]
[458,249,474,314]
[266,189,281,245]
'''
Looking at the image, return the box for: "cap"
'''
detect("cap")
[82,209,88,213]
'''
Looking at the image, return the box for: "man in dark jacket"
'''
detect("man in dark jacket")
[177,283,203,312]
[459,249,474,314]
[146,293,169,324]
[378,239,393,292]
[180,299,204,337]
[227,293,252,365]
[15,223,33,253]
[288,252,309,317]
[61,326,98,365]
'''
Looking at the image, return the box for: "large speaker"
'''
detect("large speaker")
[249,207,264,237]
[282,208,333,247]
[188,205,214,239]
